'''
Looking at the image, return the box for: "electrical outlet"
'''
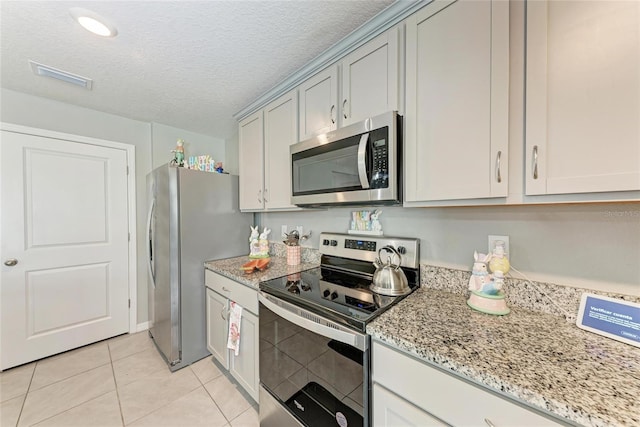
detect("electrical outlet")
[488,235,510,256]
[281,225,288,238]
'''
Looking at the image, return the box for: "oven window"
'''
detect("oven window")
[259,302,365,427]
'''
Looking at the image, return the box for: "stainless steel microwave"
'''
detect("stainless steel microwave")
[290,111,402,207]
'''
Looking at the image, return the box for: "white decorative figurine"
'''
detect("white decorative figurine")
[467,250,510,316]
[249,227,271,259]
[467,251,493,292]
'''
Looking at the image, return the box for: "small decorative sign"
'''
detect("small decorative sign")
[576,293,640,348]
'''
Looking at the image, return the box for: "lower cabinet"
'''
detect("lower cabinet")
[205,269,259,403]
[373,383,446,427]
[372,340,563,427]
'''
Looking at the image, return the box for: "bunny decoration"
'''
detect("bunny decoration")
[249,226,271,259]
[467,250,510,315]
[468,251,493,292]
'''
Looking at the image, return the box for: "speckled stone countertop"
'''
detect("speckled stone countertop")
[204,249,319,289]
[367,287,640,427]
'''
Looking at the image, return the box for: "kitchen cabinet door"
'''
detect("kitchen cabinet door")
[205,287,229,369]
[404,0,509,203]
[525,0,640,196]
[264,90,298,210]
[229,309,259,403]
[341,27,400,126]
[373,383,446,427]
[372,341,563,427]
[298,66,338,141]
[238,111,264,210]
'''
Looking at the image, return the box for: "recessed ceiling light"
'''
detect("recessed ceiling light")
[69,7,117,37]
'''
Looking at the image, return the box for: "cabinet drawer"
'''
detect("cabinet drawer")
[372,341,563,426]
[205,269,258,314]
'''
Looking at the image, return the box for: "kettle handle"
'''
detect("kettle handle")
[378,246,402,270]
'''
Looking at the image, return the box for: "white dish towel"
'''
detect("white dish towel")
[227,301,243,356]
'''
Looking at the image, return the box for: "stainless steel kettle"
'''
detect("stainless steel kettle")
[370,246,411,296]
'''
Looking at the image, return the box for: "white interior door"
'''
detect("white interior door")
[1,130,130,370]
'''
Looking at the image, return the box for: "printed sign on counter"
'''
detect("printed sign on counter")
[577,293,640,348]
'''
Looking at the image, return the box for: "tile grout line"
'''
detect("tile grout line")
[107,343,126,427]
[199,371,233,426]
[14,361,37,427]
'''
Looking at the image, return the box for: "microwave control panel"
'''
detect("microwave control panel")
[371,127,389,188]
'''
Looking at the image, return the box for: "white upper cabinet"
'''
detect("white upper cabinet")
[404,0,509,204]
[341,27,400,126]
[238,111,264,211]
[525,0,640,197]
[239,90,299,211]
[298,67,338,141]
[263,90,298,210]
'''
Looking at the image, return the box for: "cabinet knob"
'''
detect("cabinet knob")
[532,145,539,180]
[330,105,336,124]
[342,99,348,119]
[495,151,502,183]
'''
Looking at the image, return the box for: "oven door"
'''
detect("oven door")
[258,292,369,427]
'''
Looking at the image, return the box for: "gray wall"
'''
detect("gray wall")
[258,203,640,296]
[151,122,225,170]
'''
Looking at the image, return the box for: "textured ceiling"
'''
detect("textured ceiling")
[0,0,395,139]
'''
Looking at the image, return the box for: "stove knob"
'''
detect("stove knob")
[330,291,338,300]
[397,246,407,255]
[323,289,330,298]
[322,239,330,246]
[330,240,338,247]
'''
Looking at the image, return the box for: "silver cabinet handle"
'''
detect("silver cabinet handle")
[257,189,262,204]
[342,99,348,119]
[532,145,539,179]
[222,287,231,292]
[264,188,269,203]
[495,151,502,183]
[4,259,18,267]
[484,418,496,427]
[330,105,336,124]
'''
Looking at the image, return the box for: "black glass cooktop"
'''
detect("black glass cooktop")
[259,259,418,332]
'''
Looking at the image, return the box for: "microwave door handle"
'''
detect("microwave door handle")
[357,133,370,189]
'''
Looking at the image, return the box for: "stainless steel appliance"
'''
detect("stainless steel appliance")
[146,165,252,371]
[259,232,420,427]
[290,111,402,207]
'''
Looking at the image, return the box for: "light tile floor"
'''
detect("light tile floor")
[0,332,258,427]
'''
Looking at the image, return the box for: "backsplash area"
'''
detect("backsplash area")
[422,265,640,323]
[267,242,638,323]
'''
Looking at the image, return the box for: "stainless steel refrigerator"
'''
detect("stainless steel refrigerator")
[146,165,252,371]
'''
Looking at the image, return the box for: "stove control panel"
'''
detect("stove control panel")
[319,232,420,269]
[344,239,377,251]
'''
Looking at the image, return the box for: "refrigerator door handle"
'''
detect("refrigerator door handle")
[146,198,156,288]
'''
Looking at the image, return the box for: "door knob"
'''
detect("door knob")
[4,259,18,267]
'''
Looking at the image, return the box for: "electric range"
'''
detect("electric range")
[258,232,420,427]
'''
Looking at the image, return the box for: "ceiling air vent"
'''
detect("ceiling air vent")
[29,60,93,90]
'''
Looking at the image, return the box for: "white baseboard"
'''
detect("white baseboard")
[136,321,151,332]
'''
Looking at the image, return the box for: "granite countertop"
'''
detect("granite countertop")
[367,287,640,427]
[204,255,319,288]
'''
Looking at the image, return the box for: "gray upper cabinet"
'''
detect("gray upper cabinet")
[340,27,400,126]
[298,67,339,141]
[525,0,640,199]
[404,0,509,204]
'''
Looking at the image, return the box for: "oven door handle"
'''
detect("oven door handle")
[357,133,370,189]
[258,293,365,350]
